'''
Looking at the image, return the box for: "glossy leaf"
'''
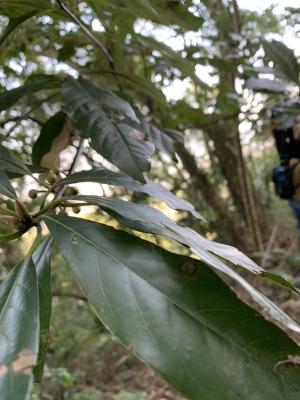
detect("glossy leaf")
[0,257,39,400]
[263,39,299,84]
[32,237,53,382]
[89,88,139,123]
[62,77,154,182]
[56,167,203,219]
[245,77,289,93]
[135,109,183,160]
[44,214,300,400]
[59,194,263,275]
[0,75,61,112]
[0,143,31,175]
[62,195,300,331]
[243,65,276,75]
[0,169,17,198]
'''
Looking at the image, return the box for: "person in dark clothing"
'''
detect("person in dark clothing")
[271,98,300,237]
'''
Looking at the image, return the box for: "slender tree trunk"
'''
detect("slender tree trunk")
[203,0,265,250]
[175,144,250,250]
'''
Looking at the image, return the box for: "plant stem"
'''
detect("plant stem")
[33,199,64,218]
[33,200,90,218]
[0,227,30,242]
[56,0,124,92]
[56,0,113,65]
[32,175,51,190]
[54,138,85,200]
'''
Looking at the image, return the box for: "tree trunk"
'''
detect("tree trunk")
[203,0,265,251]
[175,144,250,250]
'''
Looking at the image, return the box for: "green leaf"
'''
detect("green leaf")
[87,0,203,31]
[245,77,289,93]
[62,195,300,330]
[0,0,53,48]
[0,0,51,17]
[126,0,159,19]
[114,71,167,106]
[62,77,155,182]
[0,12,39,48]
[263,39,299,84]
[44,214,300,400]
[136,34,208,88]
[0,75,61,112]
[32,111,66,166]
[56,167,203,219]
[152,0,204,30]
[84,87,139,123]
[0,257,39,400]
[134,107,183,160]
[0,143,31,175]
[0,169,17,199]
[5,164,47,180]
[32,237,53,382]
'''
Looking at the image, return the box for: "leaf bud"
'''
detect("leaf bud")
[47,172,57,185]
[65,187,78,196]
[38,172,49,183]
[51,168,60,175]
[14,199,30,219]
[28,189,38,199]
[0,216,23,229]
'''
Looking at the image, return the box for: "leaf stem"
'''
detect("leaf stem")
[0,227,29,242]
[33,200,90,218]
[56,0,113,64]
[32,175,51,190]
[56,1,124,92]
[54,138,85,200]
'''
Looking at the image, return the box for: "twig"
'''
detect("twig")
[261,225,278,268]
[230,0,242,34]
[56,4,124,92]
[54,138,85,200]
[56,0,113,65]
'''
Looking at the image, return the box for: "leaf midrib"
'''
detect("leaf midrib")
[67,79,145,178]
[44,214,279,365]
